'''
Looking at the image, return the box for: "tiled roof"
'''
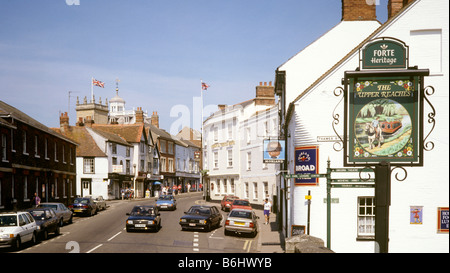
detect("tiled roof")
[52,126,106,157]
[0,100,77,145]
[92,123,145,143]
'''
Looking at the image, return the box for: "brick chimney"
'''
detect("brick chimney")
[151,111,159,128]
[76,117,84,127]
[255,81,275,106]
[135,107,144,124]
[388,0,413,20]
[342,0,377,21]
[60,112,70,133]
[218,104,227,111]
[84,116,94,127]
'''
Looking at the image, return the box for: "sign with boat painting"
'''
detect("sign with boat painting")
[348,77,419,163]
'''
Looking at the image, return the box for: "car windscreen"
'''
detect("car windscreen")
[229,210,252,219]
[74,199,89,204]
[29,210,48,220]
[0,215,17,227]
[130,207,155,216]
[233,200,249,206]
[187,207,210,215]
[158,196,172,201]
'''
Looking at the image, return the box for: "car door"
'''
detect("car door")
[18,214,32,242]
[47,210,58,232]
[211,207,221,226]
[60,204,71,222]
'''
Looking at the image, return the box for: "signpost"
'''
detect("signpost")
[282,159,375,250]
[339,37,432,253]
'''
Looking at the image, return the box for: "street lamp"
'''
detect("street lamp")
[133,164,136,199]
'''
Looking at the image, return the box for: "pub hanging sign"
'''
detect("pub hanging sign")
[361,37,408,69]
[349,76,419,163]
[342,37,430,166]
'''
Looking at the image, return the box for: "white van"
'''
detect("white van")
[0,211,37,250]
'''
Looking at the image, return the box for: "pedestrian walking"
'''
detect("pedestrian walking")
[31,192,41,208]
[263,198,272,225]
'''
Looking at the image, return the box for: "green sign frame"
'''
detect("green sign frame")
[343,69,429,167]
[361,37,408,69]
[349,76,419,163]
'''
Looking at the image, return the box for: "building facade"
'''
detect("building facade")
[203,82,280,206]
[275,0,449,252]
[1,101,77,210]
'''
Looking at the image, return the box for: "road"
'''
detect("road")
[9,192,259,253]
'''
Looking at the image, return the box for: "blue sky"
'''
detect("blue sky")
[0,0,388,133]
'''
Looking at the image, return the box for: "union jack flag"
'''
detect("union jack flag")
[92,78,105,88]
[201,82,210,90]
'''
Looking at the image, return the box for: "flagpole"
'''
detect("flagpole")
[200,79,204,200]
[91,77,94,102]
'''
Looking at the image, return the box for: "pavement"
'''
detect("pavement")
[107,191,285,253]
[254,208,285,253]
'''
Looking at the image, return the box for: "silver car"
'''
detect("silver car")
[224,209,259,237]
[39,202,73,226]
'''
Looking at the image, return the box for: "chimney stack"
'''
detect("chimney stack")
[388,0,413,20]
[60,112,70,133]
[341,0,377,21]
[135,107,144,124]
[255,81,275,106]
[76,117,84,127]
[84,116,94,127]
[151,111,159,128]
[218,104,227,111]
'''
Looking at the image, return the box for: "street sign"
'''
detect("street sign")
[331,184,375,188]
[330,168,373,173]
[331,179,375,183]
[284,173,327,179]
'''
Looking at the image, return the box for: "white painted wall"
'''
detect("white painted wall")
[284,0,448,253]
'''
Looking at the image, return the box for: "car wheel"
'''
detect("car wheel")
[31,232,37,245]
[68,215,73,224]
[55,225,61,236]
[43,230,49,240]
[13,236,21,250]
[59,218,64,227]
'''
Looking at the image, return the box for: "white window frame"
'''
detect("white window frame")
[357,196,375,238]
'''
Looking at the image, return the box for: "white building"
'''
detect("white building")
[275,0,448,252]
[174,137,201,191]
[203,82,280,206]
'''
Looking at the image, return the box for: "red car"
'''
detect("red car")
[230,199,252,211]
[221,195,239,211]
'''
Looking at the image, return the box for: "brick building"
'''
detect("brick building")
[0,101,77,210]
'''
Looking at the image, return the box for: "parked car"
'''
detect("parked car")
[224,209,259,237]
[126,205,161,232]
[156,195,177,211]
[68,197,98,216]
[27,208,61,241]
[39,202,73,226]
[0,211,37,249]
[179,205,222,232]
[91,195,107,211]
[221,195,239,212]
[230,199,252,211]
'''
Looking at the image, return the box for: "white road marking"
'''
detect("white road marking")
[86,244,103,253]
[107,231,122,241]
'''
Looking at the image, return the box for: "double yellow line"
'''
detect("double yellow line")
[243,240,252,253]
